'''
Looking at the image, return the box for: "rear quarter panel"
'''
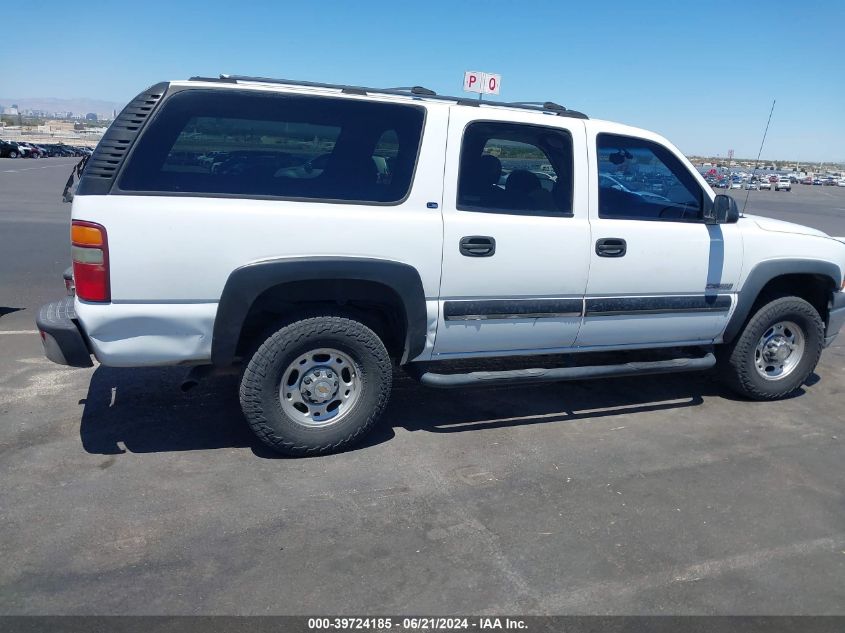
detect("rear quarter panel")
[71,104,449,366]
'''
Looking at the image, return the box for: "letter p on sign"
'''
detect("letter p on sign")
[464,71,481,93]
[464,71,501,95]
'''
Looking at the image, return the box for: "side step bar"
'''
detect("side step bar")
[408,353,716,389]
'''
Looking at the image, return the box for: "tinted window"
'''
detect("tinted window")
[119,90,425,204]
[597,134,703,221]
[458,121,574,216]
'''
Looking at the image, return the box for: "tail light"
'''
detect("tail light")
[71,220,110,302]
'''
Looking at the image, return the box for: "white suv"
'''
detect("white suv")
[38,75,845,455]
[775,176,792,192]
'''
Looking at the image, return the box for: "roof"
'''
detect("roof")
[183,74,589,120]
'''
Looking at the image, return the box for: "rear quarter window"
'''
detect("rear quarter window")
[118,89,425,204]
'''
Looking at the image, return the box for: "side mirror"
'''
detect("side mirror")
[705,194,739,224]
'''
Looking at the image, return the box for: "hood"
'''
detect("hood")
[745,214,830,238]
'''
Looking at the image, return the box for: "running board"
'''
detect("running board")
[409,353,716,389]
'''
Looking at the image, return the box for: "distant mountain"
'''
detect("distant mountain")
[0,97,126,117]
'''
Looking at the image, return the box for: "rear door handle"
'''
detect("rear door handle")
[460,236,496,257]
[595,237,626,258]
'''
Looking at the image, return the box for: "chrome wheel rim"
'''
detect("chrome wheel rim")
[754,320,805,381]
[279,348,361,427]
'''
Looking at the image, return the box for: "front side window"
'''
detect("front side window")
[458,121,574,216]
[119,90,425,204]
[597,134,703,221]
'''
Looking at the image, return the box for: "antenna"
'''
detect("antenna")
[742,99,776,214]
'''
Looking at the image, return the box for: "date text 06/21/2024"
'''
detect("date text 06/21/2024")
[306,617,528,630]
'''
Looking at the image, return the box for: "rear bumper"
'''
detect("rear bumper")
[826,291,845,347]
[36,297,93,367]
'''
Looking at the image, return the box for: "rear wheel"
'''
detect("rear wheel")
[240,316,392,456]
[720,296,823,400]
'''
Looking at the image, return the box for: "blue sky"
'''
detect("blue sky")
[1,0,843,162]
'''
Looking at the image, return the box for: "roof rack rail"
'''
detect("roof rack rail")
[506,101,588,118]
[217,74,442,100]
[509,100,565,110]
[389,86,437,96]
[186,75,587,119]
[188,75,235,83]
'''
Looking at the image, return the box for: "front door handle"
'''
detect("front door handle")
[595,237,627,258]
[460,236,496,257]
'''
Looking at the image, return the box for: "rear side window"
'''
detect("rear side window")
[458,121,574,216]
[118,90,425,204]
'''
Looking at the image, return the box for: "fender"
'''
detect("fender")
[211,257,428,366]
[723,258,842,343]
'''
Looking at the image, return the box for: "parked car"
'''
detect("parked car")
[0,140,22,158]
[16,142,40,157]
[775,176,792,192]
[47,144,72,157]
[37,75,845,456]
[531,170,557,192]
[823,178,838,186]
[11,142,33,158]
[50,145,83,157]
[801,177,814,185]
[598,173,670,203]
[744,181,758,190]
[758,179,772,190]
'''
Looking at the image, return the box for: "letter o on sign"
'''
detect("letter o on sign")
[483,73,501,95]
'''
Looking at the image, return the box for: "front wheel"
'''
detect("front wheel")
[719,296,824,400]
[240,316,392,456]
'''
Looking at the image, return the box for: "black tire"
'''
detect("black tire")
[719,296,824,400]
[9,151,17,159]
[240,316,392,456]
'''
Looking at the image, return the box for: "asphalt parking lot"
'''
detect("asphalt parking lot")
[1,158,844,615]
